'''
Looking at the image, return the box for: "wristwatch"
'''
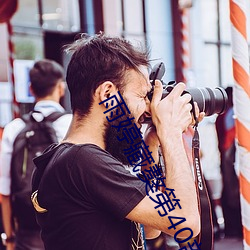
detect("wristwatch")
[1,233,15,246]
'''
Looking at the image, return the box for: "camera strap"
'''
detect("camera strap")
[192,122,213,250]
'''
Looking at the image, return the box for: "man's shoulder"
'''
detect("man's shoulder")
[43,143,108,163]
[4,117,25,129]
[38,143,126,177]
[68,144,123,170]
[2,118,26,141]
[53,113,72,122]
[73,144,111,161]
[51,113,72,128]
[35,143,110,180]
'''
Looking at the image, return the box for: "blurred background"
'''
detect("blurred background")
[2,0,250,121]
[1,0,250,249]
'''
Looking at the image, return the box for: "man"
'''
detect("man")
[0,59,72,250]
[32,33,201,250]
[216,87,242,237]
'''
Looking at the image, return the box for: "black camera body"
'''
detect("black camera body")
[147,62,228,116]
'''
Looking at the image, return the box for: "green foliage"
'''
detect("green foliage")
[14,39,36,60]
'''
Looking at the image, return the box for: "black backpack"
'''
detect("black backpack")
[10,110,64,230]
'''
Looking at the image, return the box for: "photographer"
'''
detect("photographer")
[31,33,202,250]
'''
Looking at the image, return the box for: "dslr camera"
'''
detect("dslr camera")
[147,62,228,116]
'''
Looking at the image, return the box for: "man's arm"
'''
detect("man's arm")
[0,120,23,250]
[126,81,200,238]
[1,195,15,250]
[142,125,161,239]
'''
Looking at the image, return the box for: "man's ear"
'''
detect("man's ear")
[58,81,66,98]
[97,81,117,102]
[29,83,35,97]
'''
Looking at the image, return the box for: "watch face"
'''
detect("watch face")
[1,233,15,245]
[1,233,6,240]
[1,233,7,246]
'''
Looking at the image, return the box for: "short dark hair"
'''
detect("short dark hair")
[65,32,150,117]
[29,59,64,98]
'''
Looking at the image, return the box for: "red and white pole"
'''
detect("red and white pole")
[180,8,190,83]
[230,0,250,248]
[7,20,19,118]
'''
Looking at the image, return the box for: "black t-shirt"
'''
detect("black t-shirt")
[33,143,147,250]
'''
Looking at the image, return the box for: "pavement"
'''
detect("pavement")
[214,237,243,250]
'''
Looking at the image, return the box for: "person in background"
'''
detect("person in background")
[0,59,72,250]
[199,115,225,238]
[215,86,242,238]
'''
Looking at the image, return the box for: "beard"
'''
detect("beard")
[104,106,143,166]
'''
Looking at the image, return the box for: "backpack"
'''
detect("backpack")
[10,110,64,230]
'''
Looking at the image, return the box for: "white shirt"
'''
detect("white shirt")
[0,101,72,195]
[199,115,221,181]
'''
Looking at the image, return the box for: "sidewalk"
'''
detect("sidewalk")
[214,237,243,250]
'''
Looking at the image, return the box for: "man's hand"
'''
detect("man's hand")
[143,124,159,147]
[192,102,205,126]
[150,80,194,138]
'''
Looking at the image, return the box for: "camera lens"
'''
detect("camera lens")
[148,62,228,117]
[187,87,228,116]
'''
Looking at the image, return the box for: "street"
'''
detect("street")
[214,237,243,250]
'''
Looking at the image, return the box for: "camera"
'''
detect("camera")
[147,62,228,116]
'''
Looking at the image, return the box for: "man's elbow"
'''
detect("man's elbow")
[187,215,201,237]
[161,214,200,238]
[169,214,200,238]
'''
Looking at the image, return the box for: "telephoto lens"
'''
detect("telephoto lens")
[148,62,228,116]
[187,87,228,116]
